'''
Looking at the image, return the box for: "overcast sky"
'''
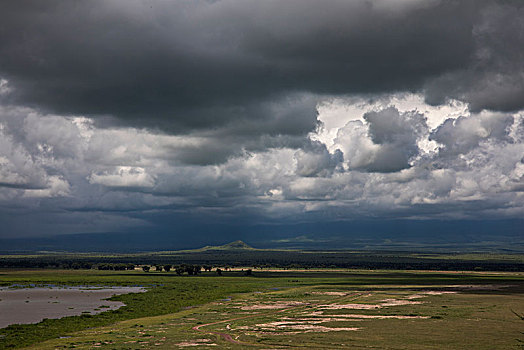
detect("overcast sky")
[0,0,523,243]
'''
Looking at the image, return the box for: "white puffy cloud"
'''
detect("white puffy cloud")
[430,111,514,157]
[0,115,54,190]
[332,107,428,172]
[0,79,10,95]
[294,141,343,177]
[88,167,156,188]
[1,93,524,237]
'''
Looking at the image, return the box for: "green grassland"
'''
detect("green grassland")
[0,269,523,349]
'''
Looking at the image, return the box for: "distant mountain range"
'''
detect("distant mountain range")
[1,219,523,254]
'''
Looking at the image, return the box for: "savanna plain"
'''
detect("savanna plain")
[0,266,523,350]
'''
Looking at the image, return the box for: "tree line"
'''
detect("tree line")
[0,254,522,272]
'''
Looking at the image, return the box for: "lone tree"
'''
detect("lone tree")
[142,265,150,272]
[216,268,223,276]
[163,264,172,272]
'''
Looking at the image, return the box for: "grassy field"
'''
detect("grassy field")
[0,269,523,349]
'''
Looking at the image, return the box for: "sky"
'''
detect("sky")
[0,0,523,247]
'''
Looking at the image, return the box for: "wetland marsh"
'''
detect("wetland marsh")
[0,286,146,329]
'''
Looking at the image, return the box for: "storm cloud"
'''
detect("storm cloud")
[0,1,523,240]
[1,1,522,125]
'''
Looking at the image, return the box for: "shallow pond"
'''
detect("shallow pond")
[0,286,146,328]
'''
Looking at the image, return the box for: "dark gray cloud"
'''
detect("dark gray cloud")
[424,2,524,112]
[363,107,427,172]
[0,0,521,136]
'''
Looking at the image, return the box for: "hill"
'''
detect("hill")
[185,240,256,252]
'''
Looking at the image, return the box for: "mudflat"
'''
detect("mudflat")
[0,286,145,328]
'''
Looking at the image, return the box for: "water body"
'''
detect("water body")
[0,286,146,328]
